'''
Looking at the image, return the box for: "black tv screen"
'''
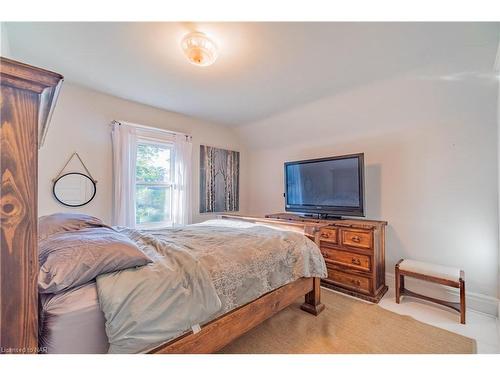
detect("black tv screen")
[284,153,365,217]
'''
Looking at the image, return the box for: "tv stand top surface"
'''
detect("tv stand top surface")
[265,213,387,228]
[219,213,387,232]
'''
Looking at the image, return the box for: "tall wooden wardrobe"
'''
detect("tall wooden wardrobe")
[0,57,63,353]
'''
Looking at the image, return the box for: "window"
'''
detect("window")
[135,140,174,228]
[111,121,192,228]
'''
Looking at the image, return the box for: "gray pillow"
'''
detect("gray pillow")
[39,227,151,294]
[39,213,110,241]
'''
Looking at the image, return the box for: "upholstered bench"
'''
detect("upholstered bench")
[395,259,465,324]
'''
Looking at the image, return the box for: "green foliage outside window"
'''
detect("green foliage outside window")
[135,143,172,225]
[136,143,169,183]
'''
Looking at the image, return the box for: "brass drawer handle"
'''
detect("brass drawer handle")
[351,235,361,243]
[351,257,361,266]
[322,252,329,259]
[321,232,329,238]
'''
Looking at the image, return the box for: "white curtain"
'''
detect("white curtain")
[111,122,137,227]
[172,135,192,226]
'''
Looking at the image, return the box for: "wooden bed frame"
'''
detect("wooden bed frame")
[150,277,324,354]
[0,58,325,354]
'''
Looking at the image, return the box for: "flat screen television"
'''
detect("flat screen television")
[284,153,365,218]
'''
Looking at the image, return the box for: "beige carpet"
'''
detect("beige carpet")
[219,289,476,354]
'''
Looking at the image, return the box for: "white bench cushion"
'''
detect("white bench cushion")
[399,259,461,282]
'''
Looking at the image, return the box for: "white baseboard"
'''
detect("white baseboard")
[497,301,500,341]
[385,272,499,317]
[497,302,500,337]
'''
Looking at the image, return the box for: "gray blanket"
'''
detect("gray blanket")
[96,219,327,353]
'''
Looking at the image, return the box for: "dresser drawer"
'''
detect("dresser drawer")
[326,268,372,294]
[341,229,373,249]
[322,248,371,272]
[319,227,337,244]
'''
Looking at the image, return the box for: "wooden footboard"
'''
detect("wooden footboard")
[149,276,324,354]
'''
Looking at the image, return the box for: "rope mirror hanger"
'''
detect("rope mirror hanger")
[52,152,97,207]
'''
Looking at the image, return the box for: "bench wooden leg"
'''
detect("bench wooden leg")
[460,277,466,324]
[395,259,404,304]
[395,270,400,304]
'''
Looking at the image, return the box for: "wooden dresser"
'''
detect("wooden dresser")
[265,213,388,303]
[1,58,63,353]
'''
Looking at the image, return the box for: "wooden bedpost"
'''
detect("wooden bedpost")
[1,58,63,353]
[300,277,325,316]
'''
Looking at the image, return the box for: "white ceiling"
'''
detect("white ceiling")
[4,22,500,126]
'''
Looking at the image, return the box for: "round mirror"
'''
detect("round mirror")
[53,172,96,207]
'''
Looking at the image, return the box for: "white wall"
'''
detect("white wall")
[237,73,499,310]
[39,82,248,224]
[0,22,11,57]
[496,42,500,317]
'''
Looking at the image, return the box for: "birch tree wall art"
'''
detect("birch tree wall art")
[200,145,239,213]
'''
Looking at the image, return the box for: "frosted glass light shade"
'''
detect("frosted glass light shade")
[181,32,218,67]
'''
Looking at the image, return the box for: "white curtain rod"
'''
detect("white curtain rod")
[111,120,192,139]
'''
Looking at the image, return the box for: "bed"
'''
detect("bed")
[38,215,327,354]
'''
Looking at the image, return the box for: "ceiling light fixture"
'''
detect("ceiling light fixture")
[181,31,218,67]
